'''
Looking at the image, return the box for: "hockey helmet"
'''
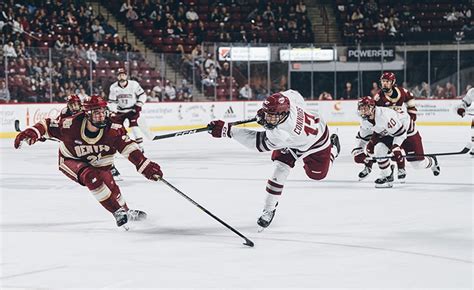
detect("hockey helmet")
[66,94,82,113]
[357,96,375,120]
[83,95,109,128]
[260,93,290,129]
[380,72,396,92]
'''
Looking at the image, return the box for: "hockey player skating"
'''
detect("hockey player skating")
[108,68,147,151]
[356,72,419,179]
[207,90,340,230]
[14,95,163,228]
[456,87,474,156]
[354,96,439,188]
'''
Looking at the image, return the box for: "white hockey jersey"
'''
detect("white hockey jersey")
[460,88,474,108]
[108,80,146,113]
[355,106,410,149]
[231,90,330,157]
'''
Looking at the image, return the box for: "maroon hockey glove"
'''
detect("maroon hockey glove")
[457,107,466,117]
[14,128,40,149]
[137,159,163,181]
[351,147,367,164]
[391,144,404,166]
[408,112,417,121]
[133,105,142,113]
[208,120,232,138]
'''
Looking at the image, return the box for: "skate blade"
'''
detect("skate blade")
[375,183,393,188]
[120,224,130,231]
[398,179,406,184]
[257,226,265,233]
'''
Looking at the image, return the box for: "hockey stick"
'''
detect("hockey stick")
[14,119,59,142]
[369,143,472,160]
[160,177,254,247]
[153,117,257,140]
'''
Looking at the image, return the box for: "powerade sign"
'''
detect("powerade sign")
[347,47,395,61]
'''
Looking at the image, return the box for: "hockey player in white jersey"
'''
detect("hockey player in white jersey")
[354,96,440,188]
[207,90,340,230]
[108,68,147,151]
[456,87,474,155]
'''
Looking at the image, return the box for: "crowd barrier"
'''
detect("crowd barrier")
[0,100,470,138]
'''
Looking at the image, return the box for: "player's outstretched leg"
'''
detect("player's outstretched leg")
[430,156,440,176]
[257,202,278,230]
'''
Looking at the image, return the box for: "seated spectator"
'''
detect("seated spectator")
[239,84,253,100]
[340,82,356,99]
[3,42,17,58]
[221,62,231,77]
[434,84,446,98]
[186,6,199,22]
[318,91,333,100]
[445,81,457,98]
[370,81,379,97]
[151,80,163,102]
[164,80,177,101]
[0,80,10,103]
[178,80,193,102]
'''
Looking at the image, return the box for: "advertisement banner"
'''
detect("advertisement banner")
[279,48,335,62]
[347,47,395,62]
[0,100,469,138]
[218,46,270,61]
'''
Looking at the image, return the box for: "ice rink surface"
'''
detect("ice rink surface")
[0,125,472,288]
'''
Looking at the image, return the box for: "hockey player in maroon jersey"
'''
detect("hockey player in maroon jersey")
[208,90,340,230]
[60,94,82,119]
[374,72,418,121]
[353,96,439,187]
[14,95,163,228]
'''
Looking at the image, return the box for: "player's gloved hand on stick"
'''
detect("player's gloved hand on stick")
[365,133,379,155]
[14,128,40,149]
[391,144,404,163]
[256,109,265,126]
[137,159,163,181]
[457,107,466,117]
[351,147,367,164]
[208,120,232,138]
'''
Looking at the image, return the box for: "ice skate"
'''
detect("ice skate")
[375,165,394,188]
[397,168,406,183]
[330,133,341,158]
[430,156,440,176]
[358,166,372,180]
[257,203,278,232]
[113,208,129,230]
[127,209,147,222]
[110,165,122,181]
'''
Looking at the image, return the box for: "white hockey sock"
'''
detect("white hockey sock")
[410,157,432,170]
[264,161,291,211]
[131,126,144,147]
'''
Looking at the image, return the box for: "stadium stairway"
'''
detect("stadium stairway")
[89,1,206,100]
[307,0,342,45]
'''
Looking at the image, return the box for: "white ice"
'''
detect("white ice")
[0,126,472,288]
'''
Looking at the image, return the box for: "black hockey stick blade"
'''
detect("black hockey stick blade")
[160,178,254,247]
[14,119,21,132]
[153,117,257,140]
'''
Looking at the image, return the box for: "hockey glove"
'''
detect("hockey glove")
[391,144,405,168]
[14,128,40,149]
[351,147,367,164]
[457,107,466,117]
[256,108,265,126]
[137,159,163,181]
[408,112,417,121]
[133,105,142,113]
[208,120,232,138]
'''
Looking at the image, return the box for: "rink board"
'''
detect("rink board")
[0,100,471,138]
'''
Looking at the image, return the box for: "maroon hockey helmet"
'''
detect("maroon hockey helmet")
[380,72,396,92]
[260,93,290,129]
[83,95,109,128]
[66,94,82,113]
[357,96,375,120]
